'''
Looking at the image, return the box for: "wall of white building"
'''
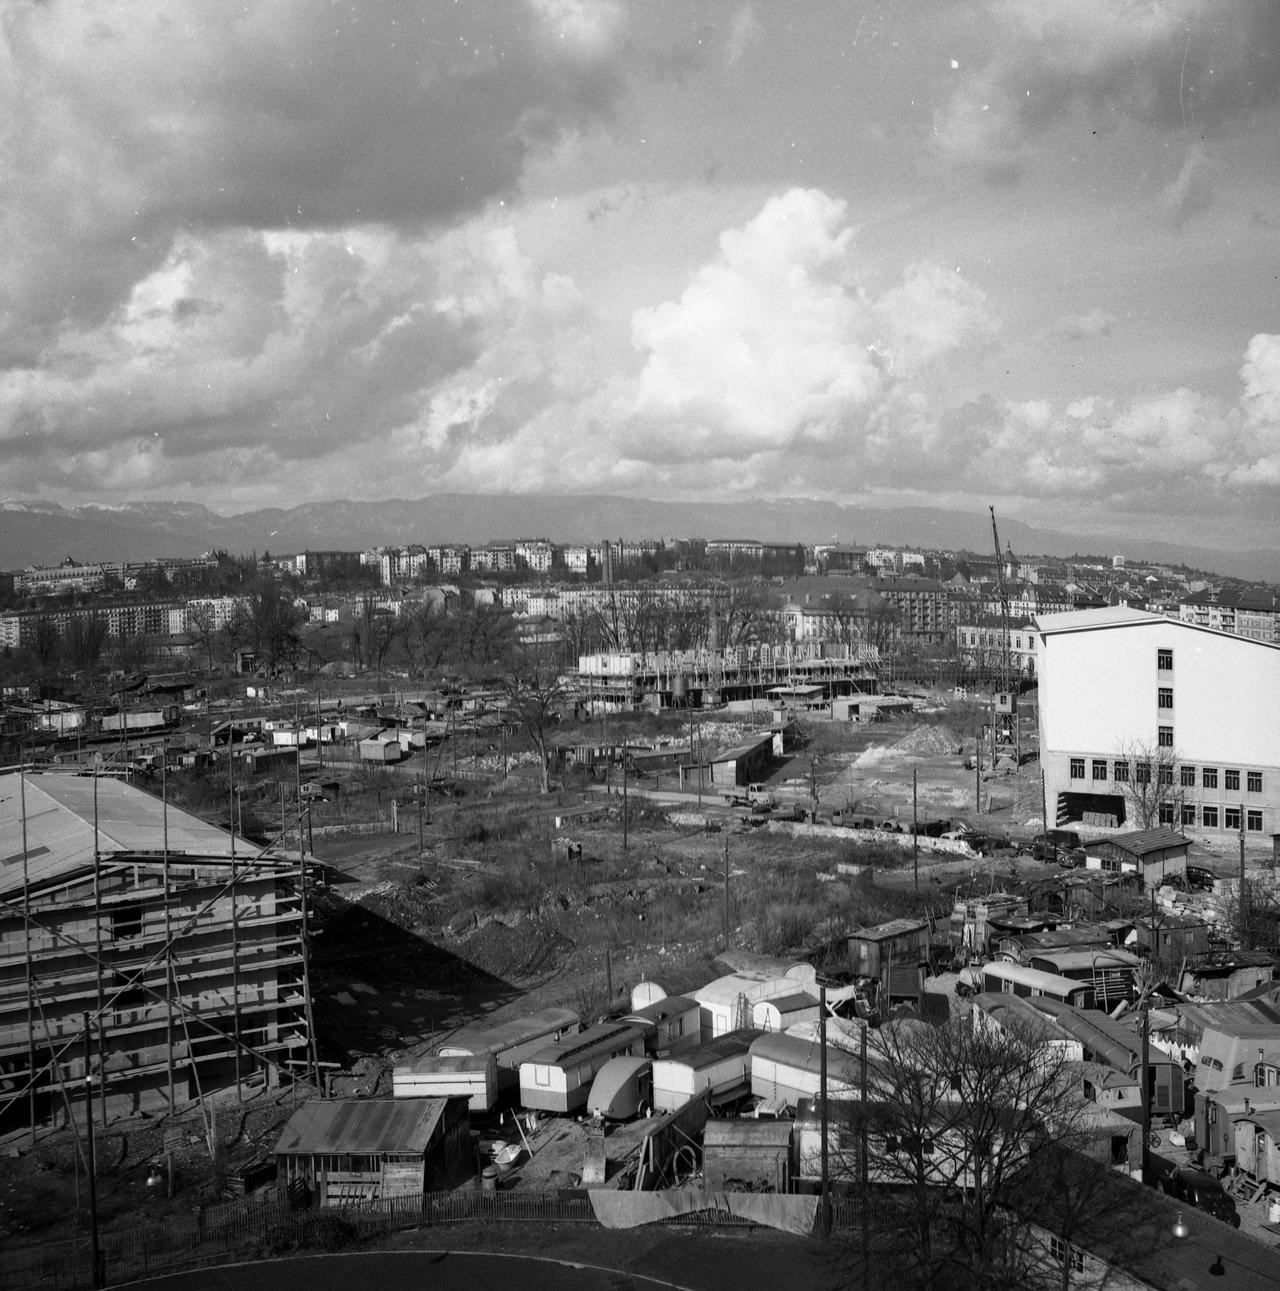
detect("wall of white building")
[1038,609,1280,839]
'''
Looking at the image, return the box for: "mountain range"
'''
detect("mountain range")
[2,496,1276,583]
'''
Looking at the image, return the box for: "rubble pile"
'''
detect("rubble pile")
[889,723,965,756]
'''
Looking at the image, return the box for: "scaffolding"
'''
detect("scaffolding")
[0,767,316,1143]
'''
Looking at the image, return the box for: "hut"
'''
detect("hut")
[702,1119,793,1192]
[274,1097,470,1205]
[1083,829,1190,890]
[847,919,930,980]
[622,995,702,1056]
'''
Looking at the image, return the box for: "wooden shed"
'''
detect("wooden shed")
[702,1119,793,1192]
[1233,1109,1280,1190]
[1083,828,1190,889]
[847,918,929,980]
[707,733,774,788]
[274,1097,470,1205]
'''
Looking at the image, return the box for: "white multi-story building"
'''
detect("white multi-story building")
[514,539,555,574]
[1036,607,1280,846]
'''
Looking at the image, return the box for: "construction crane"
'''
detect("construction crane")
[989,505,1012,693]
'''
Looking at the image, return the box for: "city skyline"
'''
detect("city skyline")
[4,2,1280,549]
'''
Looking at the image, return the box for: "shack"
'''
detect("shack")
[702,1119,793,1192]
[847,918,929,980]
[1083,829,1190,889]
[622,994,701,1056]
[274,1097,470,1205]
[752,992,820,1033]
[706,733,774,788]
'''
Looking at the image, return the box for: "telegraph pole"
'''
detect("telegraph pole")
[723,836,730,948]
[622,735,629,852]
[912,768,919,893]
[818,985,831,1236]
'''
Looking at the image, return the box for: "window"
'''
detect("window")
[1092,759,1108,782]
[1225,807,1241,831]
[1158,726,1173,748]
[1157,648,1173,671]
[1114,760,1129,783]
[1180,765,1196,787]
[1136,761,1151,785]
[1248,771,1263,793]
[1158,687,1173,709]
[1248,810,1263,832]
[111,902,144,940]
[1203,767,1218,789]
[1158,766,1173,787]
[1051,1236,1085,1275]
[1070,758,1085,780]
[1159,803,1175,826]
[1181,804,1197,826]
[1202,806,1219,827]
[1225,769,1240,792]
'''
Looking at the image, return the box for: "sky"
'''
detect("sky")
[3,0,1280,550]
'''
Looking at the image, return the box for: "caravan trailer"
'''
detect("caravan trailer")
[435,1007,580,1094]
[587,1056,653,1120]
[392,1052,497,1112]
[519,1022,647,1114]
[651,1030,757,1113]
[978,962,1095,1010]
[622,995,701,1057]
[748,1033,856,1109]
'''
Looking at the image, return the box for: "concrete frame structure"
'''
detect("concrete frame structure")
[0,771,312,1137]
[1035,607,1280,847]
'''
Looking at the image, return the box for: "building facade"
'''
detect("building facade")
[0,773,310,1135]
[1036,607,1280,847]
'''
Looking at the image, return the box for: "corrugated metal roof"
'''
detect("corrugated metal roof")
[1086,828,1188,858]
[274,1098,448,1156]
[0,771,265,897]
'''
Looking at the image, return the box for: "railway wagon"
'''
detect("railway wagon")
[651,1030,757,1113]
[435,1007,581,1094]
[518,1022,647,1114]
[748,1033,857,1109]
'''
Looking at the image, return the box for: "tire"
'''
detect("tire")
[1148,1132,1161,1149]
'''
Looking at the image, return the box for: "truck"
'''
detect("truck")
[722,783,773,810]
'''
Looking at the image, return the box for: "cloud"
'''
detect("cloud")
[1053,309,1116,340]
[934,0,1280,173]
[725,5,762,69]
[1162,146,1215,229]
[0,0,628,361]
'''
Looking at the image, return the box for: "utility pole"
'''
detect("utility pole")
[723,836,730,948]
[1140,1001,1152,1184]
[83,1014,103,1290]
[975,724,983,815]
[912,768,919,893]
[622,734,629,852]
[818,985,831,1236]
[860,1021,869,1278]
[1239,813,1249,948]
[417,774,424,856]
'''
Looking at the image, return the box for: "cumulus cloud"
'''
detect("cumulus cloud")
[934,0,1280,173]
[0,0,627,361]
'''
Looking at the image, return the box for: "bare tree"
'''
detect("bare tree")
[831,1014,1159,1291]
[186,602,224,676]
[1113,737,1183,831]
[64,611,107,674]
[501,668,565,793]
[352,594,401,674]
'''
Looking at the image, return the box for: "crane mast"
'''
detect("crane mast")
[989,505,1012,692]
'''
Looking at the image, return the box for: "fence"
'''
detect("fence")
[0,1187,910,1290]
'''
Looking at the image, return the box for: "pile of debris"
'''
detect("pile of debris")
[889,723,965,756]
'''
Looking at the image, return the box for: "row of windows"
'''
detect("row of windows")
[1153,803,1265,830]
[1070,758,1263,793]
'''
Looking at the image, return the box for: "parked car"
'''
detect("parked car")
[1185,865,1218,892]
[941,823,973,841]
[1030,829,1084,865]
[965,832,1013,855]
[1148,1163,1240,1227]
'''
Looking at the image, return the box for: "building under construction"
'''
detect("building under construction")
[0,770,314,1139]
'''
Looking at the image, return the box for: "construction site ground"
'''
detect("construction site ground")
[4,686,1278,1254]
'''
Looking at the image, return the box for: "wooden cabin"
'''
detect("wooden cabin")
[847,918,930,979]
[518,1022,647,1114]
[1083,829,1190,890]
[274,1097,469,1205]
